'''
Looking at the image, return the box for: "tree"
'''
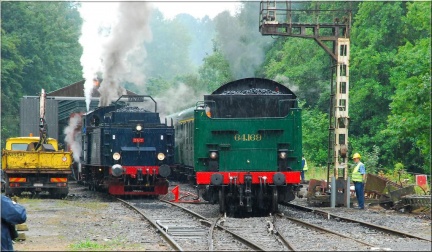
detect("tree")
[349,1,406,168]
[262,37,330,110]
[144,9,195,81]
[1,1,82,145]
[302,105,329,166]
[384,1,431,173]
[198,44,233,92]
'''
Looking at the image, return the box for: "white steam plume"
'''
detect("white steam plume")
[274,75,299,93]
[79,2,153,110]
[64,113,82,163]
[79,2,118,111]
[98,2,153,107]
[156,82,206,120]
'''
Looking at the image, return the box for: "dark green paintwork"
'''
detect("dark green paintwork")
[193,108,302,172]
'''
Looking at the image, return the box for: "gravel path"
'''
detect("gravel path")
[13,181,169,251]
[11,181,431,251]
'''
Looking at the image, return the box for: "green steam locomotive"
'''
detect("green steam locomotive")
[169,78,302,215]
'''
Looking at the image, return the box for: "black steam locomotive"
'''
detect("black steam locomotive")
[80,95,174,196]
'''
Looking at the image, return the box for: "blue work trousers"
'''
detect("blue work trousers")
[354,181,365,209]
[300,171,305,181]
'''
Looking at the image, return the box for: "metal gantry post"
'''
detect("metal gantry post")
[334,38,350,180]
[259,1,352,207]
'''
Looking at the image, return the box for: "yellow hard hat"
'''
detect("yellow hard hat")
[352,153,361,159]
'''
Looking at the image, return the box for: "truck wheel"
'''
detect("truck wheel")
[5,186,21,197]
[50,188,68,199]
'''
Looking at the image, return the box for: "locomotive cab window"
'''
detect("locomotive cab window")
[90,115,100,126]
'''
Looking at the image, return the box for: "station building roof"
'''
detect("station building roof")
[47,79,138,97]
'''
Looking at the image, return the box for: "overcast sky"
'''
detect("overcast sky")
[152,0,241,19]
[79,1,241,20]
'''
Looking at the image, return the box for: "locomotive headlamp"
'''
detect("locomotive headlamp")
[209,151,218,160]
[136,124,143,131]
[157,152,165,161]
[279,151,287,159]
[113,152,121,160]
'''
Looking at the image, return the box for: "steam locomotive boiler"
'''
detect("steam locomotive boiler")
[80,95,174,196]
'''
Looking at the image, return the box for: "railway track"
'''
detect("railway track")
[275,213,379,250]
[279,202,432,251]
[118,197,288,251]
[114,189,430,251]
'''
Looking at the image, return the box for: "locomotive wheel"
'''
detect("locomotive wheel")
[219,187,226,213]
[271,187,278,213]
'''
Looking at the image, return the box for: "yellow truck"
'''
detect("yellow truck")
[1,136,73,198]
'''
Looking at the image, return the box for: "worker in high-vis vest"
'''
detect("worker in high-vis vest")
[301,155,308,182]
[351,152,366,210]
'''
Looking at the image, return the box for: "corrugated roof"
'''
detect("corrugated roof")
[47,79,138,97]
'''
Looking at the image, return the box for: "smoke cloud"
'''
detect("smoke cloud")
[79,2,153,110]
[214,2,273,79]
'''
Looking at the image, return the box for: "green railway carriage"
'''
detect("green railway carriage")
[170,78,302,214]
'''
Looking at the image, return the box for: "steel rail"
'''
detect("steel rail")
[208,216,222,251]
[271,215,296,251]
[161,199,267,251]
[116,198,184,251]
[281,202,432,242]
[276,213,374,248]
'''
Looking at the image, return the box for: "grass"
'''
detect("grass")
[68,238,144,251]
[69,239,110,251]
[305,165,331,181]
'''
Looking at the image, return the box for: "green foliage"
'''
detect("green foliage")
[348,1,430,173]
[361,145,380,175]
[304,163,329,181]
[383,1,431,173]
[198,46,233,92]
[262,37,330,110]
[301,105,329,166]
[384,162,414,187]
[1,1,82,146]
[401,1,431,42]
[145,77,172,97]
